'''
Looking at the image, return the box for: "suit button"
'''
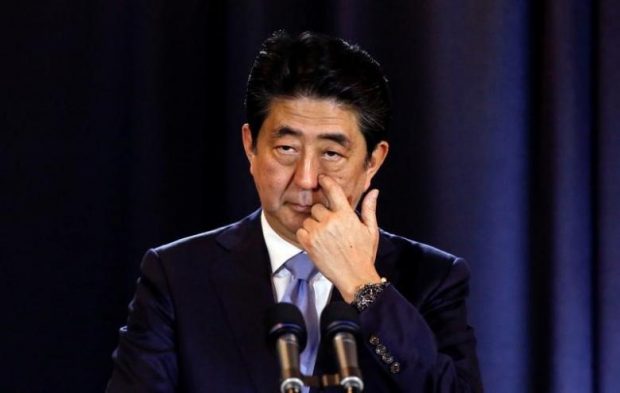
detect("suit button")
[390,362,401,374]
[375,344,387,355]
[369,335,380,346]
[381,353,394,364]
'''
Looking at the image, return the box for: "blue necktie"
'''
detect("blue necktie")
[282,252,319,378]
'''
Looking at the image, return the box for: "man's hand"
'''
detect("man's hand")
[296,175,382,303]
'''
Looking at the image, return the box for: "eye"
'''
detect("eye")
[323,150,344,161]
[275,145,298,155]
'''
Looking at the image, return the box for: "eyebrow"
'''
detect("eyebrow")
[272,126,351,147]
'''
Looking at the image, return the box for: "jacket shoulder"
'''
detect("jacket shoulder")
[150,210,261,262]
[378,230,470,308]
[379,229,462,265]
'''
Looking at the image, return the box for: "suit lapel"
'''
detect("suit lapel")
[210,211,280,393]
[374,232,398,281]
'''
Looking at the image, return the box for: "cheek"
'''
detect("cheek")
[333,171,369,203]
[254,161,291,194]
[332,168,367,190]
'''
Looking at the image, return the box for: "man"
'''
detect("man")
[107,31,483,392]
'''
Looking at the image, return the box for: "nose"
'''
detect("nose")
[293,153,320,190]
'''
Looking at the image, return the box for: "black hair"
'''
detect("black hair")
[245,30,391,156]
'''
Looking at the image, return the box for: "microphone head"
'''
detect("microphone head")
[320,301,361,340]
[266,302,308,351]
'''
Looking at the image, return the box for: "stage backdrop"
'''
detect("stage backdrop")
[3,1,619,392]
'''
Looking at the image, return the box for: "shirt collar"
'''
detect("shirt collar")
[260,210,304,275]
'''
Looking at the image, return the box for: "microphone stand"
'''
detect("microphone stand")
[297,372,361,392]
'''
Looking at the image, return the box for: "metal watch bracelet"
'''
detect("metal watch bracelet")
[352,277,390,312]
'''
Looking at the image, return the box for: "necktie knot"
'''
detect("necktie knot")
[285,252,317,282]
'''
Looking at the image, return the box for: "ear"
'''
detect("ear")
[363,141,389,190]
[241,123,256,174]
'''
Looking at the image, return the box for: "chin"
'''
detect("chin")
[284,216,305,232]
[265,210,302,237]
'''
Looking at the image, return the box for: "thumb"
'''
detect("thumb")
[360,189,379,231]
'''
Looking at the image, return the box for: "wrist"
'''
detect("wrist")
[340,273,382,303]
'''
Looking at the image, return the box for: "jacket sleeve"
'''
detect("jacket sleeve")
[106,249,178,393]
[358,258,483,392]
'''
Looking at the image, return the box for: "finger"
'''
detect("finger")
[318,174,350,211]
[296,227,310,249]
[310,203,330,221]
[360,189,379,232]
[302,216,319,232]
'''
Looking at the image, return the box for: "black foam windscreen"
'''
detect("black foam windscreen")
[266,302,308,351]
[320,301,361,340]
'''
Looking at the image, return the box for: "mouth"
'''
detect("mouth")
[288,203,313,213]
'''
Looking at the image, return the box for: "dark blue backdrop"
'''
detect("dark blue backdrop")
[2,1,618,392]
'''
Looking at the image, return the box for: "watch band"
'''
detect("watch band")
[352,277,390,312]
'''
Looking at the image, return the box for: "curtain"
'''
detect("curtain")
[3,1,618,391]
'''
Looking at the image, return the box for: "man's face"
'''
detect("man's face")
[242,97,388,247]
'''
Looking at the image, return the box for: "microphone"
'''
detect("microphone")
[321,302,364,393]
[266,302,308,393]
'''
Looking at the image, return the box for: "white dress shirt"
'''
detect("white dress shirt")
[260,211,334,321]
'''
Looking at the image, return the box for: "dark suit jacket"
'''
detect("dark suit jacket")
[107,210,482,392]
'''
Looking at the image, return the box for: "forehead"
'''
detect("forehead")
[261,97,362,138]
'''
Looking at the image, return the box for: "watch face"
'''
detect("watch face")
[354,282,389,312]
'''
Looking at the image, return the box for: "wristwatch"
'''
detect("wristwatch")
[352,277,390,312]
